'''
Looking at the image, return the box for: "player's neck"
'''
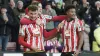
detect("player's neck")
[66,17,73,22]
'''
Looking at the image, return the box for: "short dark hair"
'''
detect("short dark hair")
[27,5,38,11]
[64,5,76,12]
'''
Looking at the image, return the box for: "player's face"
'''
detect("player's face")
[66,8,76,19]
[28,10,38,20]
[38,3,42,14]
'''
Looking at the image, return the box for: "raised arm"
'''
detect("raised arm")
[52,15,66,21]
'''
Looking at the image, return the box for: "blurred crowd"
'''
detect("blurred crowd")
[0,0,100,53]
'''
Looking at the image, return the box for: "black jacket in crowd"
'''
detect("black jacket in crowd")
[7,6,20,27]
[0,13,13,36]
[90,7,100,24]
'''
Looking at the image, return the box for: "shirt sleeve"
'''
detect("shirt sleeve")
[43,15,52,19]
[77,20,84,31]
[18,25,32,49]
[52,15,66,21]
[19,25,26,36]
[43,28,58,40]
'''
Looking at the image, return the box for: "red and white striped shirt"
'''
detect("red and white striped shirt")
[61,19,84,52]
[19,15,57,52]
[19,21,44,51]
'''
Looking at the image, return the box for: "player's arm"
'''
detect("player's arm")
[19,36,32,49]
[74,20,84,56]
[18,25,32,49]
[77,31,84,51]
[77,20,84,51]
[43,28,58,41]
[45,15,66,22]
[43,21,64,41]
[52,15,66,21]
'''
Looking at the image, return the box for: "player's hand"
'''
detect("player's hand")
[31,47,44,52]
[57,22,64,32]
[36,19,43,26]
[31,47,40,52]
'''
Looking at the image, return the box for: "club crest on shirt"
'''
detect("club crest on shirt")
[33,28,40,34]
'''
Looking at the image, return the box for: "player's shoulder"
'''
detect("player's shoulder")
[77,19,84,23]
[20,17,32,25]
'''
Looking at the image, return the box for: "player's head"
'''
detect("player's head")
[31,1,42,14]
[65,5,76,19]
[27,5,38,20]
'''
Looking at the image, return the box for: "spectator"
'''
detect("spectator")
[42,2,57,16]
[23,0,31,9]
[7,0,20,52]
[16,0,25,18]
[64,0,73,7]
[93,26,100,52]
[54,2,65,15]
[89,1,100,50]
[75,0,91,51]
[72,0,80,15]
[52,0,64,8]
[77,0,90,19]
[91,1,100,24]
[0,5,13,51]
[23,0,42,9]
[42,2,56,31]
[83,23,90,51]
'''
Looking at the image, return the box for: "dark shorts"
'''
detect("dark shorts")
[24,52,47,56]
[61,52,74,56]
